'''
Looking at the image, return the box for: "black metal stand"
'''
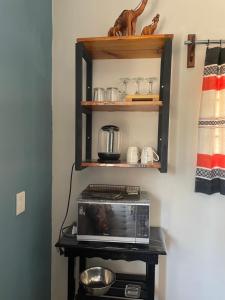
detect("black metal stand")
[56,227,166,300]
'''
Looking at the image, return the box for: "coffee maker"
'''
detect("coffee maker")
[98,125,121,162]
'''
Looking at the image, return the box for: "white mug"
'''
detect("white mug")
[127,147,140,164]
[141,147,159,164]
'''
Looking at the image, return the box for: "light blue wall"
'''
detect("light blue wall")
[0,1,52,299]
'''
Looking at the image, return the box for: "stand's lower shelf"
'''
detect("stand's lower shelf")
[81,160,161,169]
[77,273,147,300]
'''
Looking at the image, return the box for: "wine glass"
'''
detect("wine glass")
[119,78,130,100]
[145,77,157,94]
[133,77,144,95]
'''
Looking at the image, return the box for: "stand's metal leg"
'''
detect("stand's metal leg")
[79,257,86,274]
[146,262,155,300]
[68,256,76,300]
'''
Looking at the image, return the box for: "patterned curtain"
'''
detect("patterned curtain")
[195,47,225,195]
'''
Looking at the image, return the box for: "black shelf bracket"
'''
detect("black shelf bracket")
[75,42,93,170]
[158,39,173,173]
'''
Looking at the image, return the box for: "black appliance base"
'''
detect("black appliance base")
[98,153,120,162]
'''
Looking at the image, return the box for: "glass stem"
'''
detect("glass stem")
[149,82,153,94]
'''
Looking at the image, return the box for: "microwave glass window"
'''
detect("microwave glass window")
[78,203,137,238]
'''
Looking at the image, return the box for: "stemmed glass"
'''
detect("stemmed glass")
[145,77,157,94]
[133,77,144,95]
[119,78,130,100]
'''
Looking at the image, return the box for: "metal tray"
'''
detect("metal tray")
[81,184,140,200]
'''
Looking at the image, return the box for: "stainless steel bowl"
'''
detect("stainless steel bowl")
[80,267,116,296]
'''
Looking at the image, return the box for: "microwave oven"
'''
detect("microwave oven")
[77,192,150,244]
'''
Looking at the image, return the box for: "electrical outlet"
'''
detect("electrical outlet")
[16,191,26,216]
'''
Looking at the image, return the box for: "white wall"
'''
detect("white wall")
[52,1,225,299]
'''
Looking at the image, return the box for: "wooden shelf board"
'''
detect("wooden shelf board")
[81,100,162,112]
[77,35,174,59]
[81,160,161,169]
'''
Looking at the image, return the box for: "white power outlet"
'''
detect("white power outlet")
[16,191,26,216]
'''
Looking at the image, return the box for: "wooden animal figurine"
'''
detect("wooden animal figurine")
[108,25,121,37]
[108,0,148,37]
[141,14,160,35]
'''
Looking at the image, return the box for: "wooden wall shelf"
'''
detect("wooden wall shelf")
[75,35,173,172]
[81,160,161,169]
[81,101,162,112]
[77,35,174,59]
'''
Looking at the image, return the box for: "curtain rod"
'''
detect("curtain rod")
[185,39,225,45]
[185,34,225,68]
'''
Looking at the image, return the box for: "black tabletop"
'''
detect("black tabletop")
[56,227,166,257]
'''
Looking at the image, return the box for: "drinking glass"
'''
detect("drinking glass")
[106,87,119,101]
[93,88,105,101]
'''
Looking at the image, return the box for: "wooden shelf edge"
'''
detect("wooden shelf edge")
[77,34,174,43]
[81,101,162,112]
[81,100,162,105]
[76,35,174,59]
[81,161,161,169]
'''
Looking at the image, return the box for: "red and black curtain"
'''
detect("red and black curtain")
[195,47,225,195]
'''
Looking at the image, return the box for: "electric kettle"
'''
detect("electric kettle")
[98,125,121,162]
